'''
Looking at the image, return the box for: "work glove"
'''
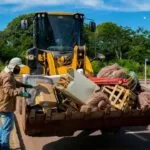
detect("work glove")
[24,84,33,88]
[19,91,31,98]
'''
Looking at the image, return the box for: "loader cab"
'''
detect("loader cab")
[23,12,96,75]
[33,12,85,52]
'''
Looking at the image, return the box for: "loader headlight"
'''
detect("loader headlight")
[38,14,41,18]
[28,54,34,60]
[42,14,45,17]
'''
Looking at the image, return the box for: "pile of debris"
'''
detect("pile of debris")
[53,66,135,114]
[25,63,150,117]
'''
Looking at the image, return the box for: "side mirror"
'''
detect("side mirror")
[21,20,28,30]
[89,21,96,32]
[91,53,105,62]
[97,53,105,60]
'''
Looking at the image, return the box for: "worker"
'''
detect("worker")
[0,57,33,150]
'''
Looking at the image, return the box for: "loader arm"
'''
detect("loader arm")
[46,45,93,75]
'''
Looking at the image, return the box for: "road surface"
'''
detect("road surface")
[15,115,150,150]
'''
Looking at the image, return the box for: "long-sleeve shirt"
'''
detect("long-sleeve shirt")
[0,71,24,112]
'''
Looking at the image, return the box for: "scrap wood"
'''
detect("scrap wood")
[62,99,79,111]
[55,75,73,88]
[34,81,57,108]
[56,90,81,112]
[101,85,136,111]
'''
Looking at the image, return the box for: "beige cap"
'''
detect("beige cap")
[7,57,25,72]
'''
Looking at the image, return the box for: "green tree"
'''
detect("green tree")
[83,24,96,58]
[128,27,150,63]
[96,22,132,61]
[2,13,34,62]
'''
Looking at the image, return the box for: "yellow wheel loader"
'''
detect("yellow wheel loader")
[17,12,150,136]
[17,12,98,136]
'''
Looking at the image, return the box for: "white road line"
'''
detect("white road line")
[125,130,149,141]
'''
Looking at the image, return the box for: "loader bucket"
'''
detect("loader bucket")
[22,103,106,136]
[20,74,119,136]
[20,75,150,136]
[21,75,104,136]
[21,74,103,136]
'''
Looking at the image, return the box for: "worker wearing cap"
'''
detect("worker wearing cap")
[5,57,30,74]
[0,57,32,150]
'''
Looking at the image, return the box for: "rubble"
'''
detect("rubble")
[34,82,57,112]
[24,64,150,119]
[53,64,147,114]
[55,70,100,105]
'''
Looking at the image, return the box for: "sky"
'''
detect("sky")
[0,0,150,31]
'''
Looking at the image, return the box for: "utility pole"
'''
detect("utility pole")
[145,58,147,85]
[144,58,150,85]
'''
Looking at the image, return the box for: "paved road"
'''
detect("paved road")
[15,112,150,150]
[42,126,150,150]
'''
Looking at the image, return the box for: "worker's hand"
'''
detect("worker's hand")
[19,91,31,98]
[24,84,33,88]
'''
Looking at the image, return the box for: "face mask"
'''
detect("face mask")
[13,65,20,74]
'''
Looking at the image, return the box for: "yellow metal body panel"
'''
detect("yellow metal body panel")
[47,52,57,75]
[20,65,30,74]
[45,45,93,76]
[84,56,93,76]
[71,45,78,69]
[24,45,93,76]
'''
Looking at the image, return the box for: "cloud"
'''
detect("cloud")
[1,0,150,13]
[80,0,103,8]
[117,0,150,11]
[0,0,102,12]
[130,0,150,11]
[0,0,101,7]
[0,0,72,7]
